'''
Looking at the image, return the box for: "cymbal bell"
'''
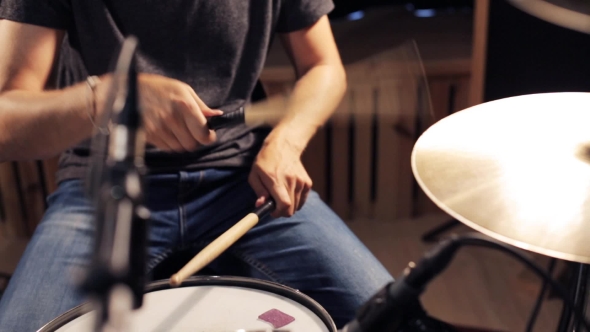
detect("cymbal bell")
[412,92,590,263]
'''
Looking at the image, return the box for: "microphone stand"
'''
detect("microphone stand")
[81,36,149,332]
[340,237,461,332]
[341,233,590,332]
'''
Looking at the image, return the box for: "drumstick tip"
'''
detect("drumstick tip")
[170,274,182,287]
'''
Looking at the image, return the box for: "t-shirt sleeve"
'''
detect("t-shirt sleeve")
[275,0,334,33]
[0,0,71,30]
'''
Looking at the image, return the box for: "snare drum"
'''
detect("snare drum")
[38,276,337,332]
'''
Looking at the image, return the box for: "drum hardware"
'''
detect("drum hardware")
[526,258,557,332]
[557,264,590,332]
[341,233,590,332]
[38,276,338,332]
[411,92,590,331]
[422,0,590,245]
[43,230,590,331]
[79,36,148,332]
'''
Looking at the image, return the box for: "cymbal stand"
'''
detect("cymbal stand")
[557,263,590,332]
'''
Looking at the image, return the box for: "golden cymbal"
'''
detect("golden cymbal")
[412,92,590,263]
[508,0,590,35]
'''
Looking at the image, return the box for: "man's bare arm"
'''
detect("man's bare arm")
[0,19,226,162]
[248,16,346,216]
[267,15,347,153]
[0,20,95,162]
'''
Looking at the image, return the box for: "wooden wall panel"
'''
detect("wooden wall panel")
[43,156,60,195]
[469,0,490,107]
[350,85,375,220]
[427,77,453,122]
[0,162,25,238]
[329,92,352,220]
[260,58,472,221]
[0,58,474,238]
[374,79,410,222]
[301,127,327,201]
[394,80,418,220]
[16,161,46,236]
[454,75,472,112]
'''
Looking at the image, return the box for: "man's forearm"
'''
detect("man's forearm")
[265,63,346,154]
[0,83,94,161]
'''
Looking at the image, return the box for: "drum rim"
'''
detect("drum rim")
[37,275,337,332]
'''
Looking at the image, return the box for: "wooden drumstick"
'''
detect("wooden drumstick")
[170,200,276,287]
[208,88,421,132]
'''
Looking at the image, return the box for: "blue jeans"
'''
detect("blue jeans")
[0,168,392,331]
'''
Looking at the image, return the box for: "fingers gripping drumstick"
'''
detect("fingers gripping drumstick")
[170,200,276,287]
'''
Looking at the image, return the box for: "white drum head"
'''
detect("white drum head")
[40,277,335,332]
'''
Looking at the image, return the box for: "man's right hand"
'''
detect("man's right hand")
[0,20,220,161]
[96,73,222,153]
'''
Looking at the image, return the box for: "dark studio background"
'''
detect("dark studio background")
[329,0,474,18]
[484,0,590,101]
[332,0,590,101]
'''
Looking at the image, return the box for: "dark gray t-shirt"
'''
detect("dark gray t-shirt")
[0,0,334,183]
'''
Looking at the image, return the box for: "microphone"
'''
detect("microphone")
[81,36,150,332]
[341,237,461,332]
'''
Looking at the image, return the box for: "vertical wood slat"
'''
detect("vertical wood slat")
[0,157,61,239]
[351,84,375,220]
[0,162,26,238]
[373,78,420,222]
[454,75,472,112]
[428,77,454,122]
[469,0,491,107]
[396,80,418,220]
[329,91,352,220]
[374,79,402,222]
[17,161,46,236]
[301,128,327,201]
[42,156,60,196]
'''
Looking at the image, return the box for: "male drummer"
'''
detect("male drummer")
[0,0,393,330]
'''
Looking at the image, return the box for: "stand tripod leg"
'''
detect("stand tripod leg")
[557,263,589,332]
[572,264,588,331]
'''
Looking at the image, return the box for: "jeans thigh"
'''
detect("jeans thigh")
[0,180,95,332]
[0,174,186,331]
[222,191,394,328]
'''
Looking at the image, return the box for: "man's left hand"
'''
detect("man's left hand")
[248,138,312,218]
